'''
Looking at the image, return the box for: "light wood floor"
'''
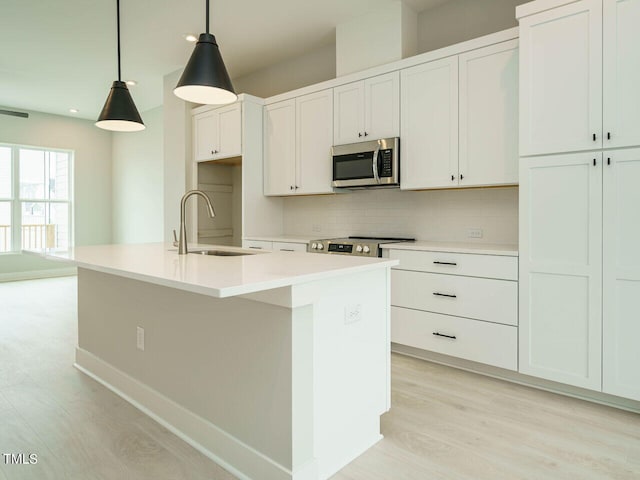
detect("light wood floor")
[1,277,639,480]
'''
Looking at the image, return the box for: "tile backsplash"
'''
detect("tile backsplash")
[283,186,518,245]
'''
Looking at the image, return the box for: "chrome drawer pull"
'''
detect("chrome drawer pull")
[433,292,457,298]
[433,332,457,340]
[433,261,457,266]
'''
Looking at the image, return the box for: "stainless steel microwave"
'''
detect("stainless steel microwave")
[331,137,400,188]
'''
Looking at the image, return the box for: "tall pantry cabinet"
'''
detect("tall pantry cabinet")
[518,0,640,400]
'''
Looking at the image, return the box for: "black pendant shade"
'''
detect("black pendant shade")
[174,0,237,105]
[96,81,145,132]
[95,0,145,132]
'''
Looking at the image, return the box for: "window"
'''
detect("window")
[0,144,73,253]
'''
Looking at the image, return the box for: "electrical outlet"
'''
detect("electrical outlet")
[312,224,322,233]
[136,326,145,351]
[344,304,362,324]
[467,228,483,239]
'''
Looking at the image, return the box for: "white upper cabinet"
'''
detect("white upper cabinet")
[333,71,400,145]
[264,99,296,196]
[459,40,519,187]
[603,147,640,401]
[519,152,603,391]
[193,103,242,162]
[400,56,459,190]
[264,90,333,196]
[295,89,334,195]
[603,0,640,149]
[516,0,640,156]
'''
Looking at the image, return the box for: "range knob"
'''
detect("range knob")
[311,242,317,250]
[363,246,371,254]
[317,243,324,250]
[356,245,363,253]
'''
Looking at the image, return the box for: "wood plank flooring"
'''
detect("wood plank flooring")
[1,276,639,479]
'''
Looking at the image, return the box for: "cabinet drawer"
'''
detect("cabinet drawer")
[391,306,517,370]
[391,270,517,326]
[243,240,273,250]
[388,249,517,280]
[272,241,307,252]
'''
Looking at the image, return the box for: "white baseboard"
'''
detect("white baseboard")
[0,267,77,283]
[75,348,297,480]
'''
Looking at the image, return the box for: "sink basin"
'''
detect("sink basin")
[188,249,252,256]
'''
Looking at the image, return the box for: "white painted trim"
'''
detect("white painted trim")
[392,344,640,414]
[75,348,296,480]
[0,267,77,283]
[191,93,265,115]
[264,27,519,105]
[516,0,580,19]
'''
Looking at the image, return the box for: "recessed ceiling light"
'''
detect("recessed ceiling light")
[125,80,137,86]
[69,108,79,113]
[185,34,197,42]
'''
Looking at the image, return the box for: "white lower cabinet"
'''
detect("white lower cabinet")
[242,239,308,252]
[388,248,518,371]
[392,307,517,371]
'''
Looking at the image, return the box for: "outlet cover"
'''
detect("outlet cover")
[467,228,483,239]
[344,304,362,324]
[136,326,145,351]
[312,224,322,233]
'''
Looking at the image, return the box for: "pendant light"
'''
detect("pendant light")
[96,0,145,132]
[174,0,237,105]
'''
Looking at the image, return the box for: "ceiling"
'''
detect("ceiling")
[0,0,449,121]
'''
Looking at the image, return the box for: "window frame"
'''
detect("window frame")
[0,143,74,253]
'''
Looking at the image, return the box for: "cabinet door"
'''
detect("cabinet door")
[400,56,458,190]
[364,71,400,140]
[193,110,218,162]
[333,81,365,145]
[459,40,519,187]
[603,148,640,401]
[603,0,640,149]
[216,103,242,159]
[519,152,602,390]
[296,89,334,195]
[519,0,602,156]
[264,100,296,196]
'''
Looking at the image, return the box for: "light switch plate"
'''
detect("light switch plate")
[136,326,145,351]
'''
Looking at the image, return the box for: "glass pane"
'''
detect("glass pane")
[0,147,10,198]
[19,149,46,199]
[21,202,69,250]
[49,152,69,200]
[0,202,10,252]
[21,201,46,249]
[50,203,70,249]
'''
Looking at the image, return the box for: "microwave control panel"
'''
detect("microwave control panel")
[380,149,393,177]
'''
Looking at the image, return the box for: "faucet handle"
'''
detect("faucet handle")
[172,229,179,247]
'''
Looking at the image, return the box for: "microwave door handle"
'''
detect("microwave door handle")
[372,147,381,184]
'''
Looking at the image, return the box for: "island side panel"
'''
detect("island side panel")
[292,267,391,480]
[76,267,303,477]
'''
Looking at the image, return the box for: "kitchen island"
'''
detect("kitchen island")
[36,243,397,480]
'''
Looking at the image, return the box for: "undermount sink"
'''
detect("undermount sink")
[188,250,253,256]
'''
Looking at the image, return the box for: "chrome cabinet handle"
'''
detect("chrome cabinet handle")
[433,292,457,298]
[433,261,457,266]
[433,332,456,340]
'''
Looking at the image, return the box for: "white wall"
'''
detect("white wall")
[283,187,518,245]
[163,69,192,241]
[0,107,112,277]
[232,44,336,99]
[417,0,526,53]
[112,106,164,244]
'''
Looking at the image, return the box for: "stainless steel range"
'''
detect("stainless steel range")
[308,236,414,258]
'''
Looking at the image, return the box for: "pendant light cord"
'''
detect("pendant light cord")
[206,0,209,34]
[117,0,122,81]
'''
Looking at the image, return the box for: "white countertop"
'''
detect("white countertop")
[244,235,314,243]
[381,241,519,256]
[27,243,397,298]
